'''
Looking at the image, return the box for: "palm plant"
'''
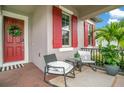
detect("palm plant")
[119,20,124,27]
[114,27,124,48]
[96,22,124,48]
[95,22,118,46]
[115,21,124,48]
[95,21,124,75]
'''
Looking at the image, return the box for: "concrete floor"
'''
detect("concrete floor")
[0,63,124,87]
[112,75,124,87]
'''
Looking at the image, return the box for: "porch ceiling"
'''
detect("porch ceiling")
[2,5,122,19]
[2,5,38,16]
[70,5,122,19]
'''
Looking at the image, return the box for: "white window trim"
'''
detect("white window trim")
[59,47,74,52]
[88,23,92,46]
[59,6,74,15]
[86,19,95,25]
[86,46,96,48]
[0,14,3,67]
[62,12,72,48]
[0,10,29,67]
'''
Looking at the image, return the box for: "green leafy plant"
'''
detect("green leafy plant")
[8,25,22,37]
[95,22,118,46]
[100,45,120,66]
[74,52,80,58]
[96,21,124,48]
[120,61,124,69]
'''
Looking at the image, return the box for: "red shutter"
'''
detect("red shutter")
[53,6,62,48]
[84,21,88,47]
[72,15,78,48]
[92,25,95,46]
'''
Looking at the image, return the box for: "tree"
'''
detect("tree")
[96,21,124,48]
[115,20,124,48]
[95,22,118,46]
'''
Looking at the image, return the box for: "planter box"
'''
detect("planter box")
[105,65,120,76]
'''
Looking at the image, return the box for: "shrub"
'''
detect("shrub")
[119,56,124,69]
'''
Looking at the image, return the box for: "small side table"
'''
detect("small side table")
[65,58,82,72]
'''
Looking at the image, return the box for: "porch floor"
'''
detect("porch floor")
[0,63,55,87]
[0,63,124,87]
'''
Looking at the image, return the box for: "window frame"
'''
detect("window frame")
[62,12,72,48]
[88,23,93,46]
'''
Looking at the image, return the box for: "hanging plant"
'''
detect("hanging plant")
[8,25,22,37]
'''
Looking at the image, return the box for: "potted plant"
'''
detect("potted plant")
[100,45,120,76]
[74,51,80,60]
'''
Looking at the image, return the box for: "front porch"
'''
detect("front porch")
[0,5,124,87]
[0,5,121,71]
[0,63,124,87]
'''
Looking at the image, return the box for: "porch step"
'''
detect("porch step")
[0,64,24,72]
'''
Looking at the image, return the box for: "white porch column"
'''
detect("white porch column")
[0,10,3,67]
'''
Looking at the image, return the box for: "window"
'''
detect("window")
[53,6,78,48]
[62,12,71,47]
[88,23,93,46]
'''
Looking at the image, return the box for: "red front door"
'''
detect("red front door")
[4,16,24,63]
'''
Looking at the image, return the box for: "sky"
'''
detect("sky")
[96,6,124,29]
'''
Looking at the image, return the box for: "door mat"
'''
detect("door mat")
[0,64,24,72]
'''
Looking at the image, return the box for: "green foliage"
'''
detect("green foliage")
[119,55,124,69]
[96,21,124,48]
[74,52,80,58]
[120,61,124,69]
[95,21,124,67]
[92,50,124,68]
[100,45,120,66]
[8,25,22,37]
[95,22,119,45]
[119,20,124,27]
[92,51,103,66]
